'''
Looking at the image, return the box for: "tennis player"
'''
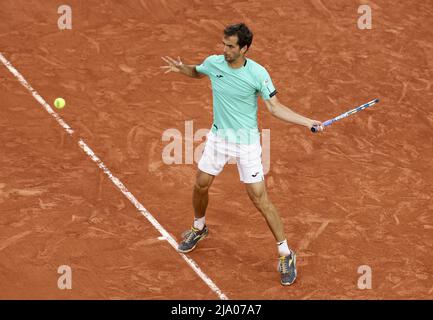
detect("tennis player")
[161,23,324,286]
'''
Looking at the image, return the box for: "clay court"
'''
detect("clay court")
[0,0,432,299]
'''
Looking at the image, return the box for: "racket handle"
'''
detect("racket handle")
[311,124,324,133]
[311,120,331,133]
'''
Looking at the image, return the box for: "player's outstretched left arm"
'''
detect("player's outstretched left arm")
[264,96,324,132]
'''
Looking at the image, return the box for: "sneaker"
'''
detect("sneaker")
[177,225,209,253]
[278,251,297,286]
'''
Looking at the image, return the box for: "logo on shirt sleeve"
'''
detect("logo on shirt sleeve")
[263,79,272,93]
[263,78,277,97]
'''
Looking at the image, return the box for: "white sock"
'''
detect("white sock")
[193,217,206,230]
[277,239,291,257]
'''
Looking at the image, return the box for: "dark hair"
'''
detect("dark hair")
[223,23,253,50]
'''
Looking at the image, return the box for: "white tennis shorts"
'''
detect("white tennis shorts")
[198,131,264,184]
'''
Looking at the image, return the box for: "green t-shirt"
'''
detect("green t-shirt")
[196,55,277,144]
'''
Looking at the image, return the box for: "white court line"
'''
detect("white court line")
[0,52,228,300]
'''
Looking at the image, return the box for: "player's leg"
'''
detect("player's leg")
[193,169,215,221]
[178,131,228,253]
[244,181,297,286]
[244,181,285,243]
[236,143,286,242]
[178,169,215,254]
[237,142,297,285]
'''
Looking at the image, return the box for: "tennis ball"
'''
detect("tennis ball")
[54,98,66,109]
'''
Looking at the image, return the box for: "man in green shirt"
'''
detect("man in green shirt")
[162,23,324,286]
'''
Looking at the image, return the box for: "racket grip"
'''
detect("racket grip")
[311,120,331,133]
[311,124,324,133]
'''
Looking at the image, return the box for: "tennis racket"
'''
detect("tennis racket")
[311,98,380,133]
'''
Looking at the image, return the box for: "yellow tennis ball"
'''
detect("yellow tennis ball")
[54,98,66,109]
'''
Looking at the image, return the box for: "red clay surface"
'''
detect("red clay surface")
[0,0,432,299]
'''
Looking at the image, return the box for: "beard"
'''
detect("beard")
[224,53,239,63]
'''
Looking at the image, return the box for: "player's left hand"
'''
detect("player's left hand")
[160,56,183,74]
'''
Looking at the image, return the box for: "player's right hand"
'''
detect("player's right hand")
[160,56,183,73]
[310,120,324,132]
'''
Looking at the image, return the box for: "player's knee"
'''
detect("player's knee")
[194,171,213,194]
[250,193,270,211]
[194,178,211,195]
[194,183,209,194]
